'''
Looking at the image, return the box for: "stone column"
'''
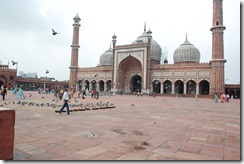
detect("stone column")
[104,82,107,92]
[196,83,199,95]
[160,82,164,94]
[172,83,175,94]
[183,82,186,94]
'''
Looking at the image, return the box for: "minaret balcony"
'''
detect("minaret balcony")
[71,44,80,48]
[210,25,226,32]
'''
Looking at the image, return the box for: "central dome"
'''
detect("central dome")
[132,25,162,63]
[173,36,200,63]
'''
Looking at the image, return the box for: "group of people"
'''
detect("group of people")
[91,90,99,99]
[77,89,86,99]
[220,93,230,103]
[53,88,76,100]
[12,86,24,104]
[214,93,230,103]
[0,85,24,103]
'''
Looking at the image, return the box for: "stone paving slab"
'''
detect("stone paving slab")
[0,91,241,161]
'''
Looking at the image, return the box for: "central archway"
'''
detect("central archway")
[117,55,142,93]
[130,75,142,92]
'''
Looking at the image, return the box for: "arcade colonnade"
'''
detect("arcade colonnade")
[77,78,210,95]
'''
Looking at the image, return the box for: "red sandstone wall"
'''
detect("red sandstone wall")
[0,109,15,160]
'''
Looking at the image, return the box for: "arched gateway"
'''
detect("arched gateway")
[115,55,143,94]
[113,48,148,94]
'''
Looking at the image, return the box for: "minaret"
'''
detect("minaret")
[111,33,117,94]
[69,14,81,91]
[146,28,152,92]
[210,0,226,96]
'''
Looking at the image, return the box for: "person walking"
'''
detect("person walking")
[82,90,86,99]
[226,94,230,102]
[59,88,64,100]
[1,86,7,100]
[17,87,24,104]
[59,88,70,115]
[95,90,99,100]
[91,90,94,98]
[77,90,81,98]
[12,86,18,95]
[220,93,224,103]
[214,93,218,103]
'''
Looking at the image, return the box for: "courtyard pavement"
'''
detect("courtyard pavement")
[0,91,241,160]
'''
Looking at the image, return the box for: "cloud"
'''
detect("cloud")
[0,0,240,83]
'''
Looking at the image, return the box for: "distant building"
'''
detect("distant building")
[18,71,37,78]
[0,64,17,89]
[16,77,68,91]
[0,65,68,91]
[18,71,24,77]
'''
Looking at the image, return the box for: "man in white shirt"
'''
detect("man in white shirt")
[59,88,70,115]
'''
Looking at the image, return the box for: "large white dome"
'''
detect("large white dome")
[99,47,113,66]
[173,38,200,63]
[132,27,162,63]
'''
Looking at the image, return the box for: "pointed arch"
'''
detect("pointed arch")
[163,80,172,94]
[106,80,112,92]
[117,55,142,92]
[186,80,196,94]
[175,80,184,94]
[118,55,142,72]
[77,80,83,91]
[85,80,90,91]
[98,80,104,91]
[91,80,97,91]
[152,80,161,93]
[199,80,210,95]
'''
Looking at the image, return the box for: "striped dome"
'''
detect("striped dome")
[173,38,200,63]
[99,47,113,66]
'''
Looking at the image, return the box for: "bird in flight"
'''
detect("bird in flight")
[46,70,49,74]
[11,60,17,65]
[52,29,60,35]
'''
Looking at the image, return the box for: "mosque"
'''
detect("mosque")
[68,0,228,97]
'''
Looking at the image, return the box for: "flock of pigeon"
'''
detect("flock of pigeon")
[55,101,116,113]
[0,97,115,112]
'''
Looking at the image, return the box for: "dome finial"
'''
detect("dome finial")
[186,33,188,41]
[144,22,146,32]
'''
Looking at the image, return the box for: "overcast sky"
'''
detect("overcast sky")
[0,0,241,84]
